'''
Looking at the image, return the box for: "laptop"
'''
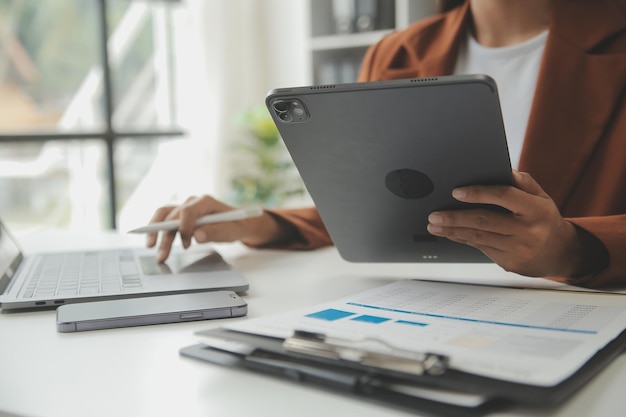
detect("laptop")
[0,219,249,311]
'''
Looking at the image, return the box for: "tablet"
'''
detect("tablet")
[266,75,513,262]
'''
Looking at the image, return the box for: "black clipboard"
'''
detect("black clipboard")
[180,326,626,415]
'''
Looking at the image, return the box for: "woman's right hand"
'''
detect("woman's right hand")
[146,195,289,263]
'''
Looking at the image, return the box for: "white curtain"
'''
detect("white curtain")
[119,0,308,230]
[174,0,310,193]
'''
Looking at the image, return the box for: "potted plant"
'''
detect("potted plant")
[229,106,304,207]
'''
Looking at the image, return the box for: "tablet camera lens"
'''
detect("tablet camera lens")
[273,101,289,112]
[278,112,293,122]
[271,98,309,123]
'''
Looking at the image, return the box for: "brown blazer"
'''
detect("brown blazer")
[267,0,626,287]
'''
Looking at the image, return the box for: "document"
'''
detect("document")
[223,280,626,387]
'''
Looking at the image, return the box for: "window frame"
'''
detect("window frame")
[0,0,184,229]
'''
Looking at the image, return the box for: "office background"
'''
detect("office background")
[0,0,436,234]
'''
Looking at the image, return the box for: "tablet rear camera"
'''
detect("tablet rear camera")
[271,99,309,123]
[273,101,289,112]
[278,111,293,122]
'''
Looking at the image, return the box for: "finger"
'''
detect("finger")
[445,234,508,260]
[511,170,550,198]
[176,196,205,249]
[157,230,177,263]
[427,223,513,251]
[154,204,186,261]
[431,227,510,265]
[146,206,176,248]
[428,208,519,235]
[177,196,234,247]
[451,184,524,213]
[451,171,550,214]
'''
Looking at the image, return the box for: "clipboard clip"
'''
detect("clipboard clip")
[283,330,449,376]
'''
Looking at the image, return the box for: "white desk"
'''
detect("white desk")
[1,230,625,417]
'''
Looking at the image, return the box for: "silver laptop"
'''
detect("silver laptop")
[0,220,248,311]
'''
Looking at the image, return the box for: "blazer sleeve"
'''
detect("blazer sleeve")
[558,215,626,288]
[244,208,333,250]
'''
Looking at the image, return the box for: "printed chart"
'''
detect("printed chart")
[226,280,626,385]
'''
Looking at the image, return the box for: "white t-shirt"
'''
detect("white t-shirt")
[453,30,548,168]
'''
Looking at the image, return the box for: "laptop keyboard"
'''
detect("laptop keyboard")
[22,251,143,298]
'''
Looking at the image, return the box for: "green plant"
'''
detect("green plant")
[229,106,304,207]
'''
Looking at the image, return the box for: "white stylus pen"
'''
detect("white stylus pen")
[128,207,264,234]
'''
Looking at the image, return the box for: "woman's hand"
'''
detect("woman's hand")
[427,170,585,277]
[146,195,289,263]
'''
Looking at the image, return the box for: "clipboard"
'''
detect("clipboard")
[180,329,503,417]
[180,326,626,414]
[180,280,626,414]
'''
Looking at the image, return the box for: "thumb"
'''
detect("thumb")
[512,170,550,198]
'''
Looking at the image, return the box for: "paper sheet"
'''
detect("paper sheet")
[225,280,626,386]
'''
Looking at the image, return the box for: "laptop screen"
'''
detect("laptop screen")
[0,222,22,294]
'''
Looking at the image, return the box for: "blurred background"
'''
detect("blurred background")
[0,0,436,234]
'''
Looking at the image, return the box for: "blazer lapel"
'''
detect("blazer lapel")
[416,2,471,77]
[519,0,626,207]
[380,2,471,79]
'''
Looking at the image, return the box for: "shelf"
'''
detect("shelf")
[307,1,437,84]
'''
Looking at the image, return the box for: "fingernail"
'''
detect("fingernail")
[427,224,443,234]
[452,188,467,199]
[428,214,443,224]
[195,230,206,242]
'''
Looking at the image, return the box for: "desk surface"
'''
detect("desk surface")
[1,230,625,417]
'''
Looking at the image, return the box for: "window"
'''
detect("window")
[0,0,183,232]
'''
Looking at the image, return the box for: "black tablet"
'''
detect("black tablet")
[266,75,513,262]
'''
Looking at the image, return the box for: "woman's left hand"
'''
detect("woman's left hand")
[427,170,583,277]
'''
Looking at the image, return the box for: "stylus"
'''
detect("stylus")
[128,207,263,234]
